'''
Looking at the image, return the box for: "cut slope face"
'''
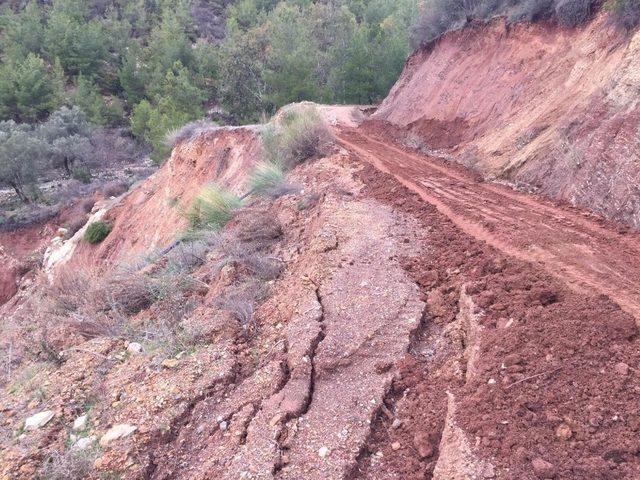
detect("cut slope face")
[374,14,640,227]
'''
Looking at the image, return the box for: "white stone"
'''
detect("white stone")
[127,342,143,354]
[73,414,88,431]
[74,436,97,451]
[318,446,330,458]
[24,410,55,430]
[99,424,137,446]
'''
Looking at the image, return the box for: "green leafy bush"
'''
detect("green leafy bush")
[187,185,242,230]
[83,221,112,244]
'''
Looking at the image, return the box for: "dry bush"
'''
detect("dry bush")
[555,0,592,25]
[105,273,156,315]
[47,269,107,314]
[215,283,265,336]
[215,210,284,281]
[79,197,95,213]
[65,312,124,339]
[409,0,598,47]
[233,210,283,244]
[163,237,217,272]
[165,121,218,150]
[89,128,145,168]
[102,181,129,198]
[0,205,59,232]
[410,0,468,48]
[219,242,284,281]
[263,106,334,169]
[39,449,95,480]
[63,214,88,238]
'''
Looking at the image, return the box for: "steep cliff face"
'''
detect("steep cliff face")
[374,14,640,227]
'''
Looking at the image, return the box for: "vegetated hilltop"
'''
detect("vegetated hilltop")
[374,4,640,227]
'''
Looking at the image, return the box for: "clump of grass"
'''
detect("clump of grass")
[247,161,297,198]
[249,162,284,194]
[262,106,333,169]
[83,221,112,244]
[186,185,242,230]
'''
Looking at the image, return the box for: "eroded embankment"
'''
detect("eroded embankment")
[374,13,640,228]
[0,146,426,479]
[350,162,640,480]
[48,126,262,276]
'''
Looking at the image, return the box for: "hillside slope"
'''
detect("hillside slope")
[374,13,640,228]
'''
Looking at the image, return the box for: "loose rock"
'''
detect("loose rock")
[413,432,434,459]
[127,342,143,354]
[74,436,97,450]
[161,358,179,369]
[532,457,556,478]
[24,410,55,430]
[555,423,572,440]
[614,362,629,376]
[99,424,137,446]
[73,414,88,431]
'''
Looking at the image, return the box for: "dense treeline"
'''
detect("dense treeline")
[0,0,417,161]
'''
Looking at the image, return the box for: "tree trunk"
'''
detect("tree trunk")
[8,181,29,204]
[63,157,71,177]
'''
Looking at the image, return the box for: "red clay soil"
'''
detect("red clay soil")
[374,14,640,228]
[338,124,640,321]
[348,158,640,479]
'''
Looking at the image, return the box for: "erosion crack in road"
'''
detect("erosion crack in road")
[338,126,640,322]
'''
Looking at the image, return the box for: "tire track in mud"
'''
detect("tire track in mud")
[337,126,640,322]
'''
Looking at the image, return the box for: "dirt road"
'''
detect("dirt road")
[338,124,640,322]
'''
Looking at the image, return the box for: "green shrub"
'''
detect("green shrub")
[187,185,242,230]
[262,106,333,169]
[71,168,91,184]
[83,221,112,244]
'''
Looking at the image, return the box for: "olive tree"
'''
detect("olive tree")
[40,106,92,176]
[0,121,46,203]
